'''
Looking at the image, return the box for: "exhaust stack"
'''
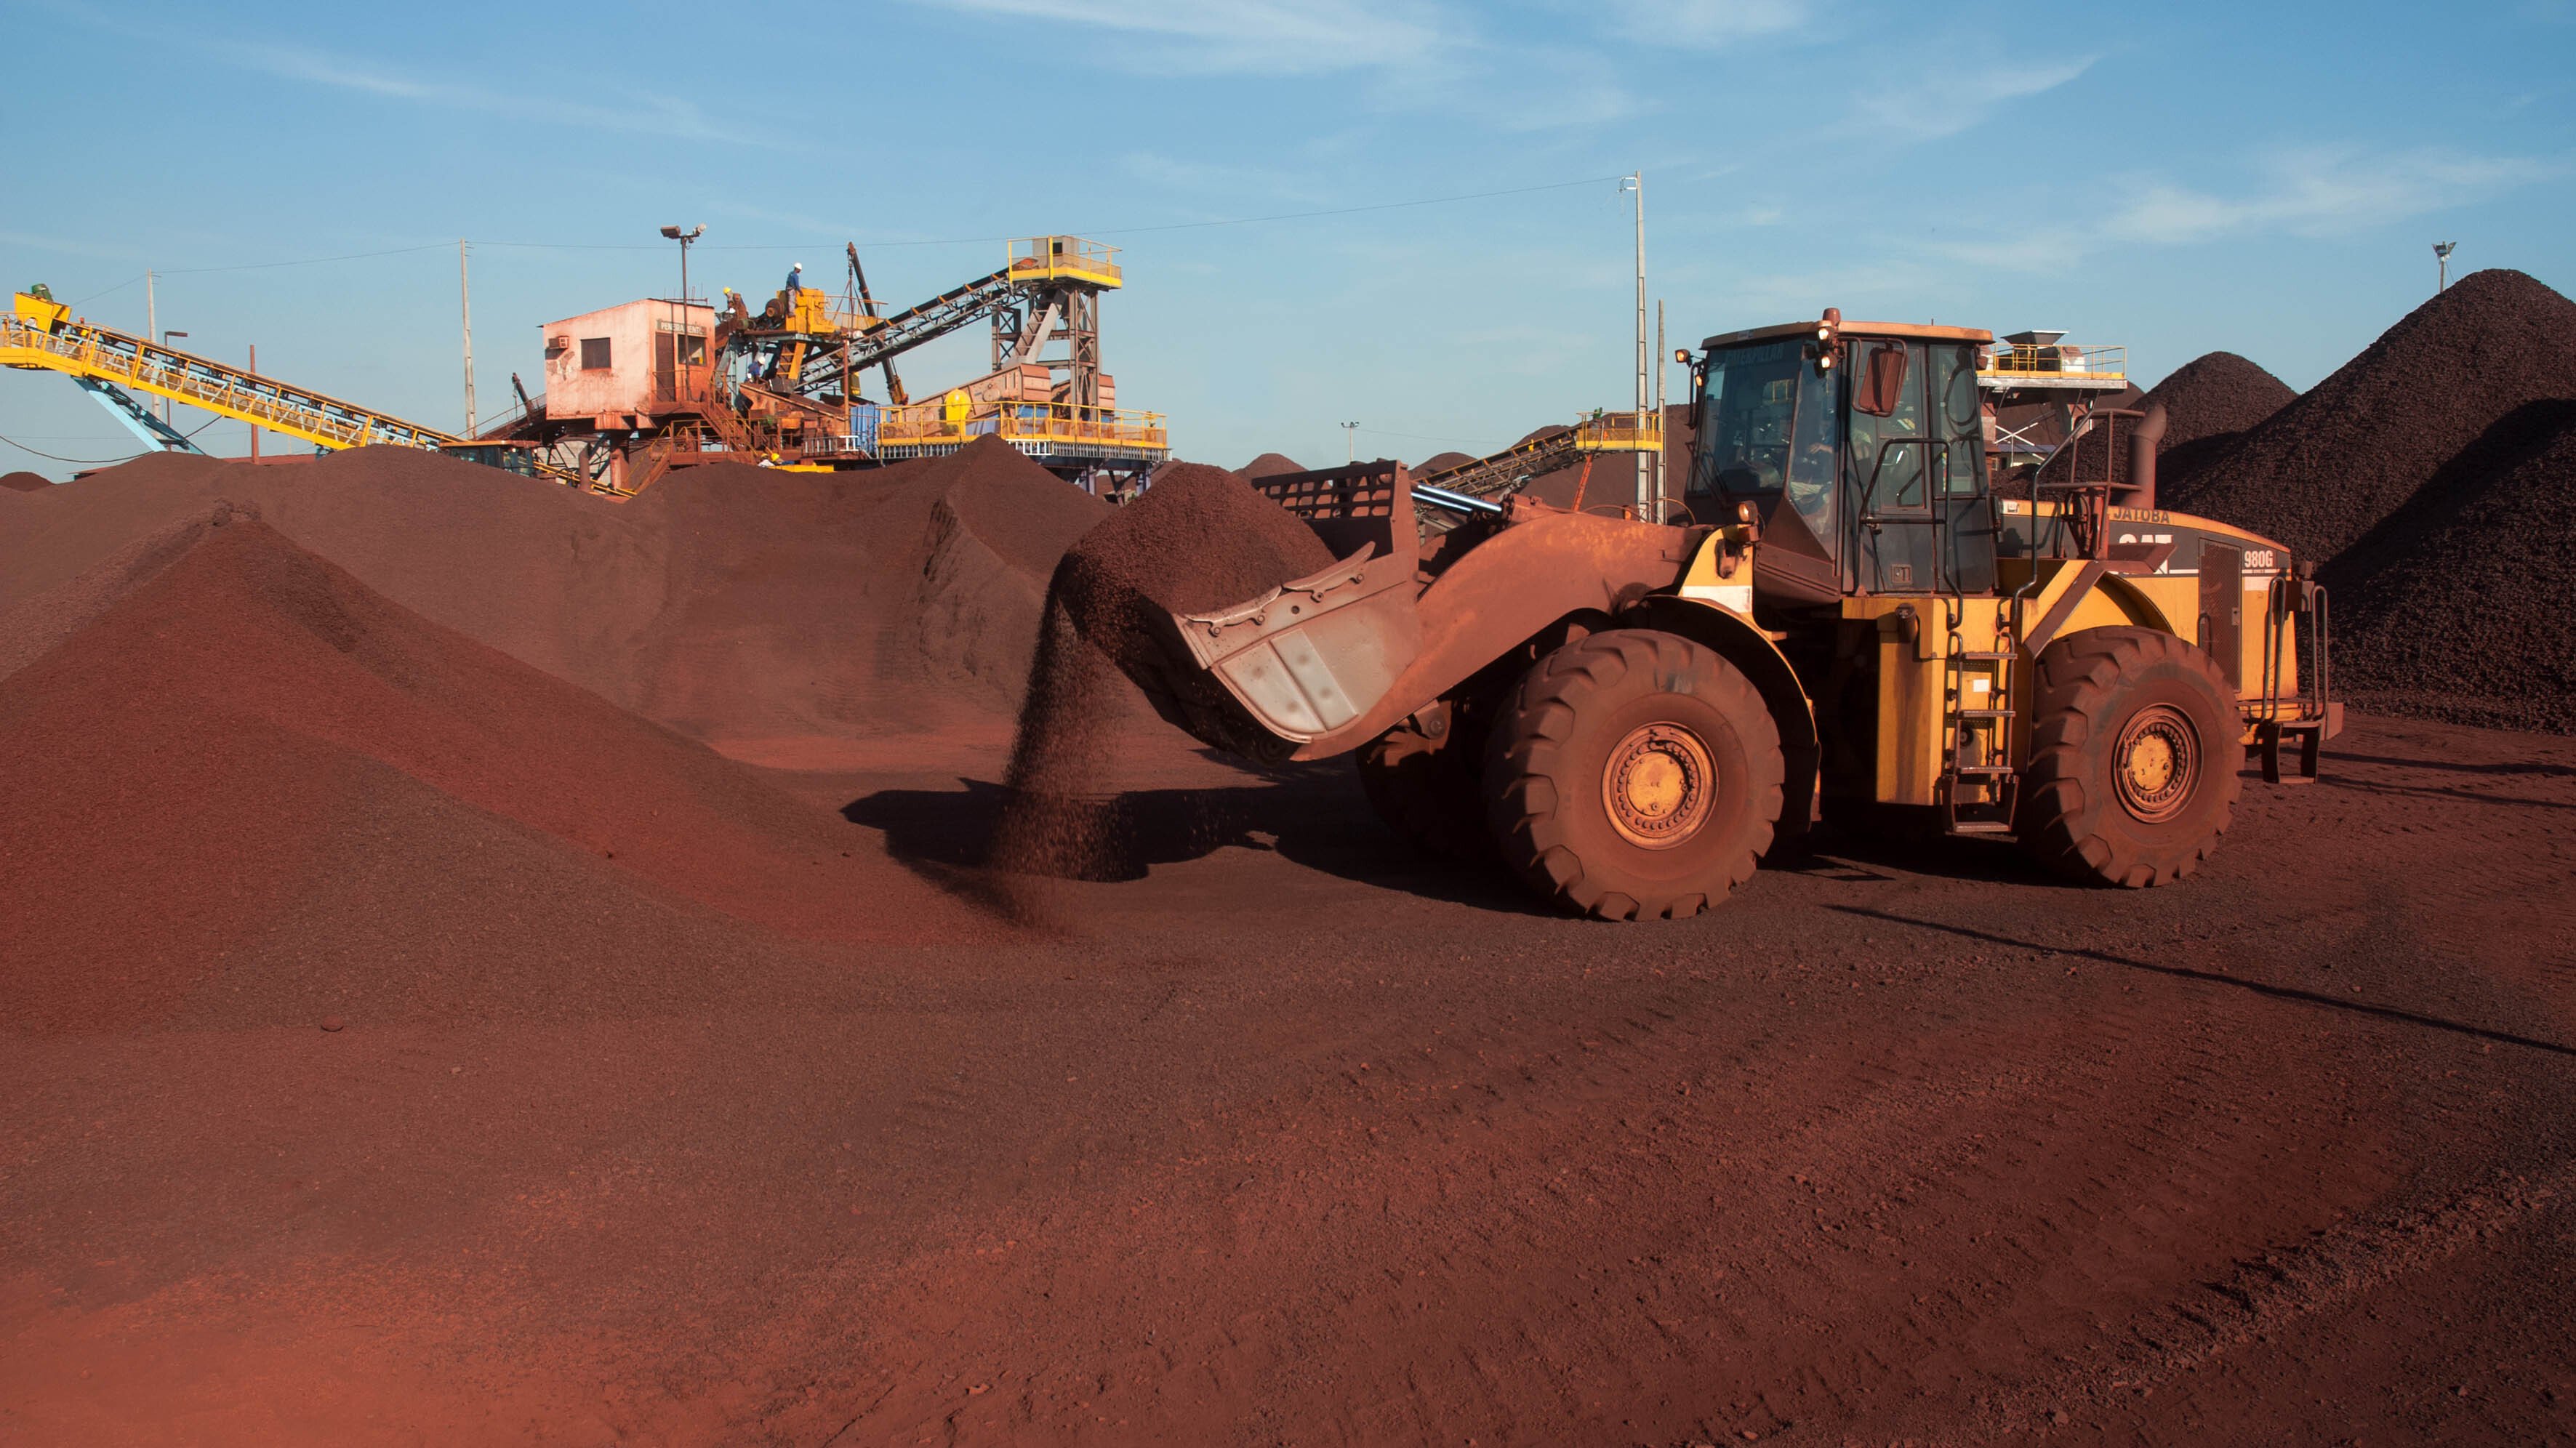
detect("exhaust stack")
[2120,399,2167,512]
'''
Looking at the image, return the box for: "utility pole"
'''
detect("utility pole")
[2433,241,2457,295]
[1343,420,1360,464]
[1654,298,1666,518]
[1624,172,1650,521]
[460,240,477,436]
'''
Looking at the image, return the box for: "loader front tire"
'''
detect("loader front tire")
[1484,630,1783,920]
[2016,626,2241,888]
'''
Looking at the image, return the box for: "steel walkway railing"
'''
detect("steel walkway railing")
[3,293,576,482]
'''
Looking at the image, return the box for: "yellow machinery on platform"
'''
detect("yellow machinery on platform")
[873,396,1168,464]
[695,236,1164,488]
[1975,330,2132,470]
[2,291,571,481]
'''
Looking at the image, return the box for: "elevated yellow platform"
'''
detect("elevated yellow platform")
[1007,236,1121,289]
[1570,409,1664,451]
[876,396,1165,463]
[1978,339,2127,392]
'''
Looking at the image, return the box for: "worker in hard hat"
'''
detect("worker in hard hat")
[785,262,804,294]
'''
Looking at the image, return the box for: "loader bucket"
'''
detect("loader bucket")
[1151,460,1425,752]
[1160,544,1423,745]
[1136,460,1701,767]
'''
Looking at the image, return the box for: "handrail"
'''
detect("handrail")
[1006,236,1121,287]
[1570,409,1665,451]
[878,398,1167,449]
[4,297,579,483]
[1979,342,2126,380]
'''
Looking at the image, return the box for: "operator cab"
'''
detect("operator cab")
[1685,313,1998,607]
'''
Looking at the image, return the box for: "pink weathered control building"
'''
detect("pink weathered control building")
[539,299,716,432]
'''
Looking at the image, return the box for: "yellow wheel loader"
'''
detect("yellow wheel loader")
[1117,311,2339,919]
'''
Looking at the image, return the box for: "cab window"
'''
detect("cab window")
[1850,341,1926,513]
[1692,337,1837,537]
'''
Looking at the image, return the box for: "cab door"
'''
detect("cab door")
[1849,339,1934,592]
[1847,339,1997,595]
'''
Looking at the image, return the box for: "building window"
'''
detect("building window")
[580,337,612,371]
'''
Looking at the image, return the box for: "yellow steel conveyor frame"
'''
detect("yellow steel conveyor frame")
[2,291,574,481]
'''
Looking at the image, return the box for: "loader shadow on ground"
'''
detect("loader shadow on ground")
[2329,751,2576,779]
[841,771,1549,912]
[1779,825,2072,890]
[1832,903,2576,1058]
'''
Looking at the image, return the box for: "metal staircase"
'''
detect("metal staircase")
[1940,599,2021,835]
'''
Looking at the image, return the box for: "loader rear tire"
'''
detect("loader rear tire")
[2016,626,2241,888]
[1357,720,1491,861]
[1484,630,1783,920]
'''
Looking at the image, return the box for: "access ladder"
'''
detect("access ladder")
[1940,598,2021,835]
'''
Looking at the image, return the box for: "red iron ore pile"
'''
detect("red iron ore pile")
[2156,270,2576,731]
[2164,269,2576,563]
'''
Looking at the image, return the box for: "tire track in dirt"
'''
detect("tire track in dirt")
[754,947,2390,1445]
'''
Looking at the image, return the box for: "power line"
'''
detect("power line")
[1088,174,1626,239]
[1,411,218,465]
[161,243,452,274]
[0,428,140,464]
[68,275,144,307]
[1355,425,1508,449]
[489,174,1629,251]
[43,174,1633,278]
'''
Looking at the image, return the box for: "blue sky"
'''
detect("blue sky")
[4,0,2570,478]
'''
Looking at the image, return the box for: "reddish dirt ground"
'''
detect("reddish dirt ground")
[5,709,2573,1446]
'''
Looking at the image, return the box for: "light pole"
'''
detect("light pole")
[661,225,705,302]
[2433,241,2457,294]
[1344,420,1360,464]
[1622,172,1650,520]
[159,330,187,423]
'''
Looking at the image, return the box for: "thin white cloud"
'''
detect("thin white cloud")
[1849,52,2097,142]
[2103,147,2562,245]
[904,0,1453,75]
[1439,50,1648,133]
[34,3,777,149]
[0,229,141,261]
[1606,0,1816,49]
[1927,145,2561,277]
[214,39,774,146]
[1116,153,1342,207]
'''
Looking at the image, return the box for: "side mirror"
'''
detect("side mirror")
[1855,342,1908,417]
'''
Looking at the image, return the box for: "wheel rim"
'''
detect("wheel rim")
[1602,722,1717,850]
[2112,703,2199,824]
